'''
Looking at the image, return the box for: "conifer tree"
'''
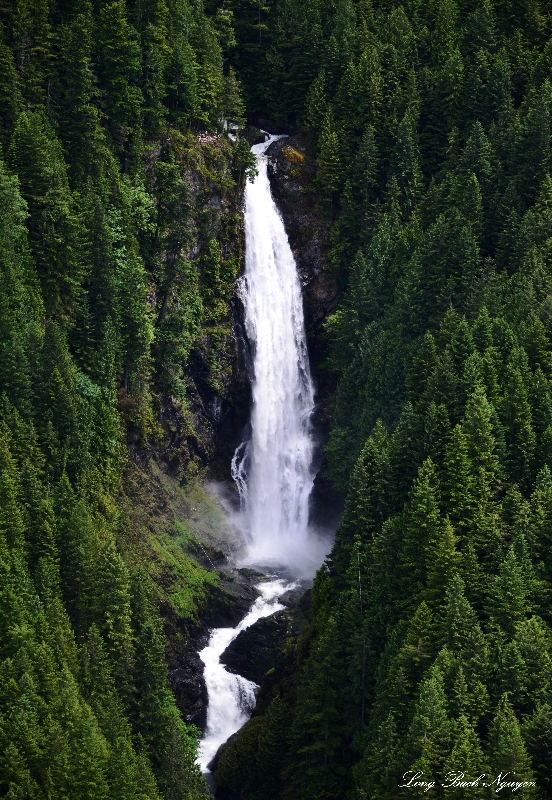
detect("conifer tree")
[462,384,500,498]
[53,8,106,180]
[391,109,423,221]
[489,548,530,636]
[444,424,473,536]
[8,112,83,318]
[95,1,143,153]
[403,665,451,794]
[502,361,537,489]
[442,715,487,798]
[254,695,290,797]
[487,695,536,796]
[317,109,342,195]
[524,704,552,797]
[400,458,441,604]
[0,27,22,150]
[425,517,461,610]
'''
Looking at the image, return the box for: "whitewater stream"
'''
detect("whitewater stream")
[199,134,328,786]
[197,579,291,773]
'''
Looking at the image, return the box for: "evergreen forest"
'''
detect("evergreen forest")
[3,0,552,799]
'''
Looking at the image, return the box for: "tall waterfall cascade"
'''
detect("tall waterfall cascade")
[198,135,331,784]
[232,135,325,575]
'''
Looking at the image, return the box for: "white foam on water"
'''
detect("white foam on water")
[197,579,293,774]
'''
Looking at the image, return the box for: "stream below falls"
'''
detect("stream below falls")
[197,578,293,776]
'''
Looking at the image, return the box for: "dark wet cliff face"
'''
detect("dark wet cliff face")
[265,134,339,409]
[265,133,343,523]
[147,131,340,488]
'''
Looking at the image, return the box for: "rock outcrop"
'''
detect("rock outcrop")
[220,611,290,685]
[167,567,266,729]
[266,134,339,348]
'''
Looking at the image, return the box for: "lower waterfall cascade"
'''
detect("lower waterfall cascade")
[197,579,292,776]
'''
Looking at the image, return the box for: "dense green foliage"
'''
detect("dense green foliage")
[0,0,254,797]
[7,0,552,796]
[213,1,552,798]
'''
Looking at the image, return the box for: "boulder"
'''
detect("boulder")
[220,611,290,685]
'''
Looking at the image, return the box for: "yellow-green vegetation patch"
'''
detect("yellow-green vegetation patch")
[118,460,229,631]
[282,145,305,165]
[145,518,219,621]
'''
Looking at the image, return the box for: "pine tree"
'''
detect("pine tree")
[438,576,478,655]
[443,424,473,536]
[397,601,435,701]
[332,419,390,580]
[400,458,441,605]
[462,384,500,500]
[0,26,22,150]
[442,715,487,798]
[407,332,438,406]
[425,516,462,610]
[158,711,204,800]
[423,402,451,469]
[254,695,291,797]
[524,704,552,798]
[498,641,529,716]
[489,548,530,636]
[0,430,25,556]
[317,108,342,196]
[8,111,83,318]
[389,402,423,508]
[6,0,52,108]
[403,665,451,795]
[95,1,143,154]
[164,1,199,128]
[284,615,350,800]
[487,695,537,797]
[96,542,133,668]
[53,7,106,181]
[514,617,552,712]
[139,0,170,137]
[502,361,536,490]
[391,109,423,221]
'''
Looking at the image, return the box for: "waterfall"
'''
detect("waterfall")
[197,135,331,787]
[232,135,323,574]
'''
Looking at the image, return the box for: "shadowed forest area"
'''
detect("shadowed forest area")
[0,0,254,796]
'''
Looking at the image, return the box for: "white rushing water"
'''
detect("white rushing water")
[198,579,292,774]
[232,134,325,574]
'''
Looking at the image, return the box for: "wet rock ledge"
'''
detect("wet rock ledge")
[219,585,312,686]
[266,134,339,347]
[167,566,265,731]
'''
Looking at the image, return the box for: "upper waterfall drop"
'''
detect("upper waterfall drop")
[232,135,327,576]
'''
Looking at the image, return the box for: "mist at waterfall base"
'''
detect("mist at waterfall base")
[231,135,331,578]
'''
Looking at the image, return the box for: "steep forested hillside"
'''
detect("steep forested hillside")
[212,1,552,798]
[0,1,254,797]
[6,0,552,798]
